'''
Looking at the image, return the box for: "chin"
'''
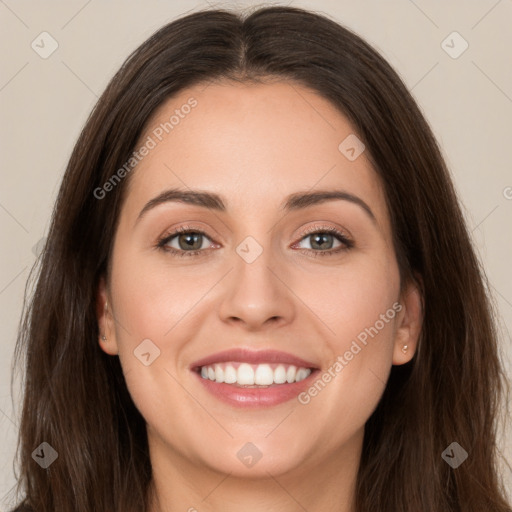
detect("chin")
[193,436,310,478]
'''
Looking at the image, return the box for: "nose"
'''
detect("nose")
[218,246,296,331]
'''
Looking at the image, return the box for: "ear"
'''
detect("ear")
[96,275,119,356]
[392,276,423,365]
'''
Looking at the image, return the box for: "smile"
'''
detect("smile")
[190,348,319,408]
[199,362,312,386]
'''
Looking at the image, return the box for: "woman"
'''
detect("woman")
[10,5,511,511]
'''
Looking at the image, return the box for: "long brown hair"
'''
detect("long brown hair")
[10,5,511,511]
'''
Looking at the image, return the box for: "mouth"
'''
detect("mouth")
[190,348,320,408]
[196,362,313,386]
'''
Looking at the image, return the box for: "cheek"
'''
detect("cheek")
[332,271,399,354]
[107,247,217,415]
[296,247,400,350]
[110,247,213,342]
[296,253,400,418]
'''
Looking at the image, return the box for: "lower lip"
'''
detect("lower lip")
[193,370,318,408]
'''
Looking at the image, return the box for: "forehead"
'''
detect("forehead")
[122,80,390,235]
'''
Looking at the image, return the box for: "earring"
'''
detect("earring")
[401,344,408,353]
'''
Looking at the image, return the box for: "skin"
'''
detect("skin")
[96,79,423,512]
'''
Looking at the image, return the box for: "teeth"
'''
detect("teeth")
[286,365,296,383]
[254,364,274,385]
[237,363,254,385]
[274,365,287,384]
[295,368,310,381]
[214,364,224,383]
[224,365,237,384]
[198,362,312,386]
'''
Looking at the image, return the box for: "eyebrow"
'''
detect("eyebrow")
[135,188,377,226]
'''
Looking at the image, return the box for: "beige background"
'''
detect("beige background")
[1,0,511,508]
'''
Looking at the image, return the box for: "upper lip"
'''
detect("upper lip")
[190,348,319,370]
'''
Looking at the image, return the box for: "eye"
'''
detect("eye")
[157,228,214,257]
[292,225,354,257]
[156,224,354,258]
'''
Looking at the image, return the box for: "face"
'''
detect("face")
[97,80,422,480]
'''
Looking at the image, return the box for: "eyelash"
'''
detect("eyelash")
[156,224,354,258]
